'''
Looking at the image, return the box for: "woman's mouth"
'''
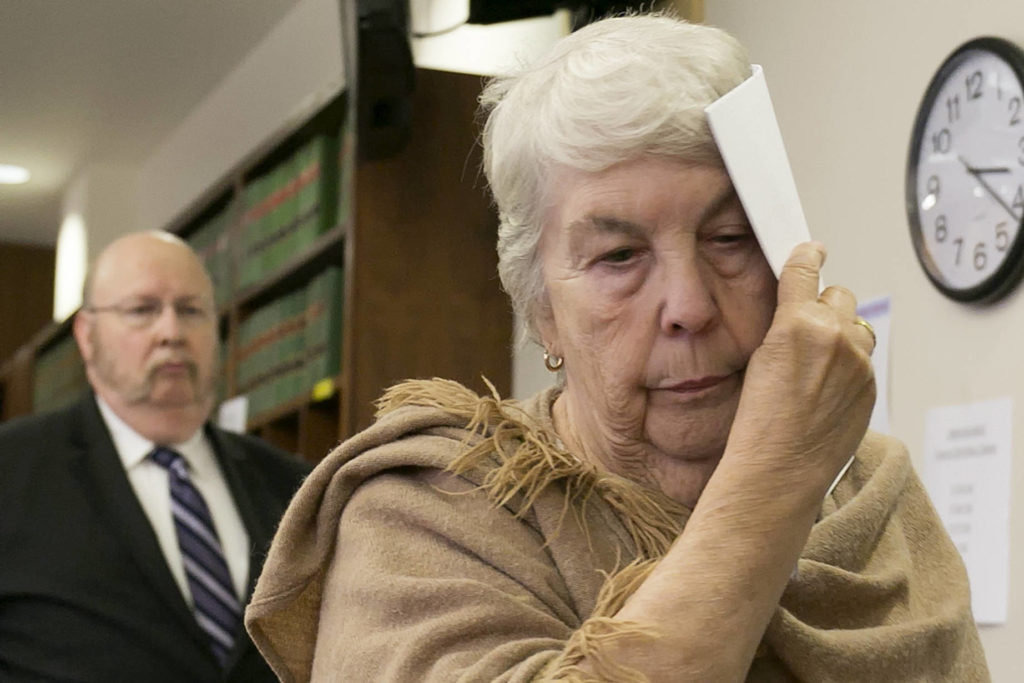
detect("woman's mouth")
[649,374,736,402]
[663,375,729,392]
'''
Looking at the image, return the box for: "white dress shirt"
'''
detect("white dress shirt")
[96,396,250,603]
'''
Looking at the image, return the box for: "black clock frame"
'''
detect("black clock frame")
[905,36,1024,303]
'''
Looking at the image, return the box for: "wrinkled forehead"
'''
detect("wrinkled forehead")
[541,158,738,227]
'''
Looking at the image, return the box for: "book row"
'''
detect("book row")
[236,266,343,421]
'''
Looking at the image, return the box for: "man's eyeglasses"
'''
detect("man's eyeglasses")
[84,299,214,329]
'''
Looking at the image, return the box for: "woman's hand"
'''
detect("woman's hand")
[726,241,877,494]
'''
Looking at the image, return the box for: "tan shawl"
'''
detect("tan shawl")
[245,379,988,682]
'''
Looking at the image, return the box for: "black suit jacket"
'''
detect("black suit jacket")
[0,394,311,682]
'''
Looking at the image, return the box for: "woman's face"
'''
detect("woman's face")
[537,157,777,502]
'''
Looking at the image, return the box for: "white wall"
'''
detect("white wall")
[704,1,1024,677]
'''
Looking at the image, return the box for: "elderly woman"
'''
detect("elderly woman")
[246,13,987,682]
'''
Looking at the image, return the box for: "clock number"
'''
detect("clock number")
[974,242,988,271]
[927,174,941,198]
[932,128,952,154]
[953,237,964,265]
[996,222,1010,251]
[1019,136,1024,166]
[935,215,948,242]
[1010,96,1022,126]
[946,94,961,123]
[1013,186,1024,214]
[965,70,983,100]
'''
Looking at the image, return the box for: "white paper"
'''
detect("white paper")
[923,397,1012,624]
[705,65,814,282]
[856,296,891,434]
[216,394,249,434]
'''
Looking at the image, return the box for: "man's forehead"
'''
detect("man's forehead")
[91,248,212,300]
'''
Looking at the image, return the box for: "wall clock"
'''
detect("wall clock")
[906,36,1024,302]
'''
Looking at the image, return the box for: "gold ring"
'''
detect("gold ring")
[854,317,876,346]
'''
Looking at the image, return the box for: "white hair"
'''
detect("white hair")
[480,12,751,344]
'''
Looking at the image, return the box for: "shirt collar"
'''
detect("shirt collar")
[95,395,206,471]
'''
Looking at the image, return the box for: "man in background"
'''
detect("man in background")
[0,231,310,682]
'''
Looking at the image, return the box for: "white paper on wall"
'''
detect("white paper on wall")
[923,396,1012,624]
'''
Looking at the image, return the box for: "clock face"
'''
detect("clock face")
[906,37,1024,302]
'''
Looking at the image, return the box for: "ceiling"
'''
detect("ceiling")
[0,0,300,247]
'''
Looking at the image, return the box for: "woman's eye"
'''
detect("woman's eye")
[601,248,637,264]
[708,230,754,248]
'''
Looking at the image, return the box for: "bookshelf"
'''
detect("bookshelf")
[0,68,514,463]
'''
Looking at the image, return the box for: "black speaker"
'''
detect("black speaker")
[357,0,414,161]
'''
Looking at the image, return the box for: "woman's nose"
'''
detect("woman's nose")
[657,259,718,336]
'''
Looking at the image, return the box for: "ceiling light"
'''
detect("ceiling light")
[0,164,30,184]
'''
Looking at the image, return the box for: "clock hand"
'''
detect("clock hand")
[958,155,1020,221]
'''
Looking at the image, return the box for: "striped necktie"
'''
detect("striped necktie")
[150,446,241,667]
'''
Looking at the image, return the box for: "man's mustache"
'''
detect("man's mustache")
[146,356,199,380]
